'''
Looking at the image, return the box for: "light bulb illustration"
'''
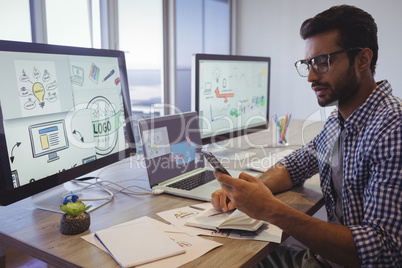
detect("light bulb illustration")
[152,142,158,153]
[33,82,45,108]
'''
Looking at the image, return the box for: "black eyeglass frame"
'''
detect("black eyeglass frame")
[295,47,363,77]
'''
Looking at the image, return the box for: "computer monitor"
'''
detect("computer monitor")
[191,54,270,157]
[0,40,136,209]
[28,120,69,163]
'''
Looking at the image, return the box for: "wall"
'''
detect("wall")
[236,0,402,121]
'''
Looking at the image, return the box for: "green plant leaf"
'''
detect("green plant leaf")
[60,201,92,217]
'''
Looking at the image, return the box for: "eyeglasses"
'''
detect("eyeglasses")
[295,47,363,77]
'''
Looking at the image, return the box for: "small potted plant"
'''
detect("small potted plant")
[59,197,92,235]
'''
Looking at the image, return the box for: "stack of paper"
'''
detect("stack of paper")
[82,216,223,267]
[94,222,185,267]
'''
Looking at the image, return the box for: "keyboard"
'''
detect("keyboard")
[71,75,84,85]
[166,170,215,191]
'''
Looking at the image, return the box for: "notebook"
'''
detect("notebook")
[138,112,242,201]
[94,222,185,267]
[185,208,265,232]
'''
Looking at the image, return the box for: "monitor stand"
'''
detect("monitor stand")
[204,144,256,160]
[31,178,113,213]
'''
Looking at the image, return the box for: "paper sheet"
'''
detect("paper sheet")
[81,216,222,268]
[156,203,212,236]
[94,222,185,267]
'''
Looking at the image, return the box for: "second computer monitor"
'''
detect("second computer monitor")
[191,54,270,144]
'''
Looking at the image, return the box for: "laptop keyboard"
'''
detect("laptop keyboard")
[166,170,215,191]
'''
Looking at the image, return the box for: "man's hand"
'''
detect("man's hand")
[210,188,235,212]
[212,170,278,221]
[211,163,293,217]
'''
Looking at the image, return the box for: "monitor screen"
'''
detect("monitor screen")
[0,40,136,206]
[138,112,205,188]
[191,54,270,144]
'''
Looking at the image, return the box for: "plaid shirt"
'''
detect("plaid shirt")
[279,80,401,267]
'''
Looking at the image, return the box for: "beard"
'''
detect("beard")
[313,65,359,107]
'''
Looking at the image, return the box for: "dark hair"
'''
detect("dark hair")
[300,5,378,74]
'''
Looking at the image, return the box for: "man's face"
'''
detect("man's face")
[305,31,359,108]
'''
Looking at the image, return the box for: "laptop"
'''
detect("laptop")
[70,65,84,86]
[138,111,241,201]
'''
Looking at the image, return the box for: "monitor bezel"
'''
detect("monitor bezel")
[191,53,271,145]
[0,40,136,206]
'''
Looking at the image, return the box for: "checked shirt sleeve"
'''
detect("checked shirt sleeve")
[277,136,320,186]
[349,122,402,267]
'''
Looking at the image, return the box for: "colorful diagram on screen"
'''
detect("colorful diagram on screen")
[199,61,268,135]
[169,138,197,166]
[87,96,122,155]
[15,61,61,117]
[215,87,234,103]
[89,63,100,84]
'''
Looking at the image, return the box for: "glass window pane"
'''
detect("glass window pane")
[0,0,31,42]
[46,0,92,47]
[118,0,163,117]
[176,0,230,112]
[204,0,230,53]
[91,0,101,49]
[176,0,203,68]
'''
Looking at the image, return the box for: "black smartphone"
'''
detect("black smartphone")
[201,149,231,176]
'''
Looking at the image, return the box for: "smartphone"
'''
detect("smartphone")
[201,149,231,176]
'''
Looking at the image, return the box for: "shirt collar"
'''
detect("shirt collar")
[339,80,392,131]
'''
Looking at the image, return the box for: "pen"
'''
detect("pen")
[208,209,235,217]
[189,205,205,211]
[102,69,115,82]
[280,114,288,143]
[274,114,281,129]
[281,114,291,143]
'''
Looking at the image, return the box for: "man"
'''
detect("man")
[211,5,401,267]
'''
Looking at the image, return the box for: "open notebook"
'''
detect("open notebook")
[185,208,264,232]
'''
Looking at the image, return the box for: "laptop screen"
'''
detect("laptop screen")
[138,112,205,187]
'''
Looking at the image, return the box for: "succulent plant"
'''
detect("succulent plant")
[60,201,92,218]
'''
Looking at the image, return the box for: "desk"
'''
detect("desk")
[0,119,325,268]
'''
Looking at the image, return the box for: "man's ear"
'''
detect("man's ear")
[356,48,373,71]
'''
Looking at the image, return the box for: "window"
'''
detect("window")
[118,0,163,118]
[176,0,230,112]
[46,0,101,48]
[0,0,31,42]
[4,0,230,117]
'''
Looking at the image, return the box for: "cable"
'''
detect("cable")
[62,178,114,203]
[62,155,162,206]
[259,145,268,157]
[94,179,164,196]
[65,175,163,203]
